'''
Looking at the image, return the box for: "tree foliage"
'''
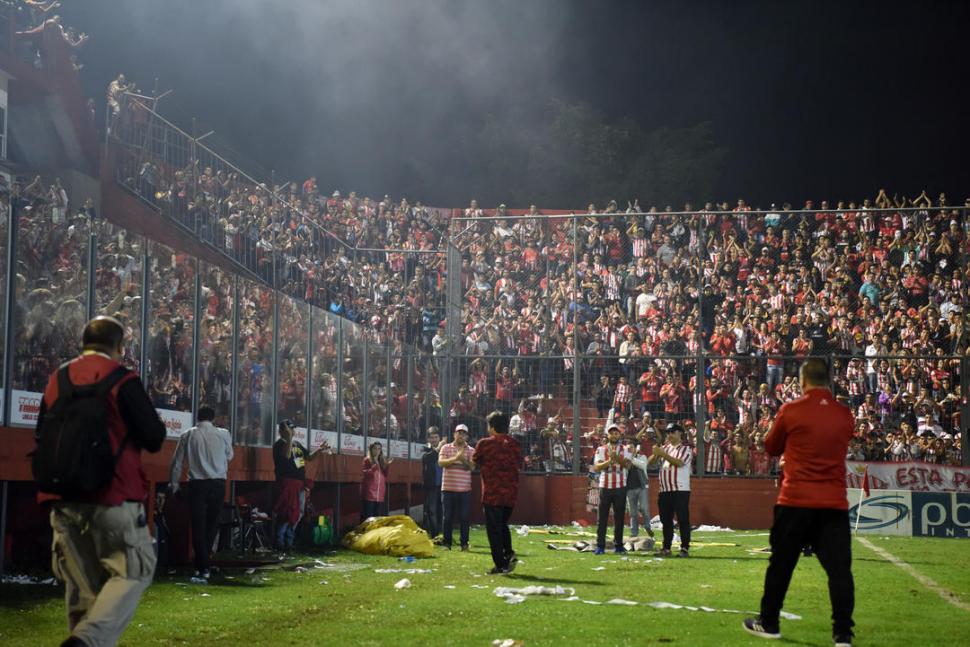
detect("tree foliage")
[424,99,727,209]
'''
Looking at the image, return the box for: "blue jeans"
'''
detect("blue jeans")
[441,490,471,547]
[766,364,784,393]
[275,489,305,550]
[626,486,651,537]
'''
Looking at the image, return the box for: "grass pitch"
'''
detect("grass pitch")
[2,527,969,646]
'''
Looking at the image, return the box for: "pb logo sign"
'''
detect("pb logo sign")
[911,493,970,539]
[847,490,912,536]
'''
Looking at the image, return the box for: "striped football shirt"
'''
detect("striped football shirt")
[658,443,693,492]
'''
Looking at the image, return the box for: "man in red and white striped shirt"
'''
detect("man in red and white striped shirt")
[439,424,474,551]
[592,424,632,554]
[648,423,693,557]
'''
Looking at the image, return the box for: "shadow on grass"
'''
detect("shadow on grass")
[503,573,606,586]
[0,583,63,611]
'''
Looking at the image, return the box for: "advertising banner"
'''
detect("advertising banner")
[10,390,42,426]
[847,488,912,536]
[847,489,969,539]
[158,409,193,438]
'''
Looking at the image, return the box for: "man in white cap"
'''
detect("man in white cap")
[592,423,632,554]
[438,424,475,550]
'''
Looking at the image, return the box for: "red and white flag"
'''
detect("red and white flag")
[862,465,870,497]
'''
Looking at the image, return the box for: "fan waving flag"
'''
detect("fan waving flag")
[862,465,870,497]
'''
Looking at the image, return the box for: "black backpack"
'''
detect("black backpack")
[32,364,131,496]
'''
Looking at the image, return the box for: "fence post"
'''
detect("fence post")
[228,274,239,442]
[962,355,969,467]
[190,260,201,420]
[2,195,17,427]
[694,214,706,475]
[572,214,582,476]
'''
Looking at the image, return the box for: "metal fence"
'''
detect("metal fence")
[102,92,970,473]
[442,208,970,473]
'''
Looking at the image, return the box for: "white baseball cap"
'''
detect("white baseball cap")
[455,424,469,433]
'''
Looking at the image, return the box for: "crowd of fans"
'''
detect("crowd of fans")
[6,84,939,470]
[455,195,967,469]
[7,149,969,470]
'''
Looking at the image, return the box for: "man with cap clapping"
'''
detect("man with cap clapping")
[591,423,633,554]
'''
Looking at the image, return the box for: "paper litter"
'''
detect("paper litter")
[0,575,57,586]
[375,568,433,574]
[443,585,456,589]
[393,578,411,590]
[493,585,575,604]
[606,599,638,606]
[694,525,734,532]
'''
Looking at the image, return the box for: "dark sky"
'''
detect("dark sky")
[62,0,970,208]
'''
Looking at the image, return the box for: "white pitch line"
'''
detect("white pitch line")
[857,537,970,612]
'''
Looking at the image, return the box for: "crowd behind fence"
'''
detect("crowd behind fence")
[7,87,963,476]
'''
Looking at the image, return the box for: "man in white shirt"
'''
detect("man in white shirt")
[592,424,632,554]
[169,406,233,581]
[648,423,692,557]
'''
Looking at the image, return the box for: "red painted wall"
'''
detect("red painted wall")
[464,474,778,529]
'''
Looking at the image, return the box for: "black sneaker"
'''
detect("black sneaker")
[488,566,507,575]
[460,544,469,552]
[678,549,689,558]
[742,617,781,639]
[833,633,853,647]
[506,555,518,574]
[655,548,672,557]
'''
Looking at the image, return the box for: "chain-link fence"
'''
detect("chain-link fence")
[444,208,970,474]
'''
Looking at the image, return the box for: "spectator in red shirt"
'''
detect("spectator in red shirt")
[744,359,855,644]
[473,411,521,575]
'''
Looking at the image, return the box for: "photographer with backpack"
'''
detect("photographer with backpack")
[33,316,166,647]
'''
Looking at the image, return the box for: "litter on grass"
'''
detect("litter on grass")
[394,578,411,590]
[484,585,804,620]
[0,575,57,585]
[374,568,433,574]
[494,585,576,604]
[443,585,456,589]
[694,525,734,532]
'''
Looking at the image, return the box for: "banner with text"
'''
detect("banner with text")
[158,409,194,438]
[847,461,970,493]
[10,390,42,426]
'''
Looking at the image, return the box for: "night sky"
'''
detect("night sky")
[61,0,970,208]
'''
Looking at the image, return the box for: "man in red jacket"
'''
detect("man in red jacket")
[37,316,166,647]
[473,411,521,575]
[743,358,855,646]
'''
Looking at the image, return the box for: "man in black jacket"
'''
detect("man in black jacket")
[421,427,444,539]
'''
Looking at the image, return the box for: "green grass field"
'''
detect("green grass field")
[2,527,969,646]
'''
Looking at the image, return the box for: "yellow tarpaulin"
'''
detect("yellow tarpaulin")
[341,515,434,557]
